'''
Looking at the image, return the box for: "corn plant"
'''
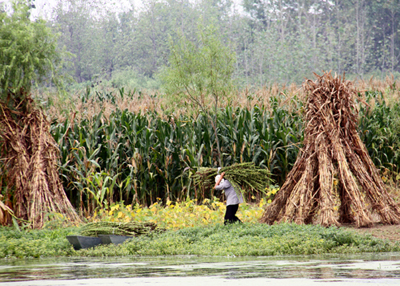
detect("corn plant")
[358,91,400,173]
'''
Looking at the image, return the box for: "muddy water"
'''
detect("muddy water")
[1,253,400,285]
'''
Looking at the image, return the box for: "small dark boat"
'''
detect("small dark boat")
[99,234,133,245]
[66,235,102,250]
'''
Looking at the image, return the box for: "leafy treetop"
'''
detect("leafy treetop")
[0,0,62,100]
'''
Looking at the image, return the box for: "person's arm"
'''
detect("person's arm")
[214,172,225,189]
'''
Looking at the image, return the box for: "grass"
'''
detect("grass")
[1,223,398,259]
[119,223,399,256]
[0,227,76,258]
[1,201,399,259]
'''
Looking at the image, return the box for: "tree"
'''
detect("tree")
[0,1,80,228]
[160,24,236,167]
[0,1,61,99]
[52,0,102,82]
[367,0,400,76]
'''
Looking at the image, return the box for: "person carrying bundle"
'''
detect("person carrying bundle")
[214,172,243,225]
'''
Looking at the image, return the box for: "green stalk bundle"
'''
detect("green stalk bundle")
[80,221,161,237]
[192,162,273,197]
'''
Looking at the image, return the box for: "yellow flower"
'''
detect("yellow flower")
[88,200,266,229]
[110,204,120,211]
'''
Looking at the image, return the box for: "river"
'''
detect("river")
[1,252,400,285]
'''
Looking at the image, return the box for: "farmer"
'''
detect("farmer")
[214,172,243,225]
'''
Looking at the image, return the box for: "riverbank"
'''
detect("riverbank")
[1,223,399,259]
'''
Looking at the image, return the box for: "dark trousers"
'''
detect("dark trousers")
[224,204,242,225]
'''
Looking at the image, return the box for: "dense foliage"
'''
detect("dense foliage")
[0,1,61,99]
[41,0,400,88]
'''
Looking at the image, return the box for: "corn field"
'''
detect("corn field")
[42,86,400,216]
[3,85,399,218]
[51,100,303,216]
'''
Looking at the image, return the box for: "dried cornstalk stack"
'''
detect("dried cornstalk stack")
[260,72,400,227]
[0,98,81,228]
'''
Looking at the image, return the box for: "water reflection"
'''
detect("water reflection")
[0,253,400,284]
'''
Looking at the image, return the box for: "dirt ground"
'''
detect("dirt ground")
[344,224,400,242]
[343,187,400,242]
